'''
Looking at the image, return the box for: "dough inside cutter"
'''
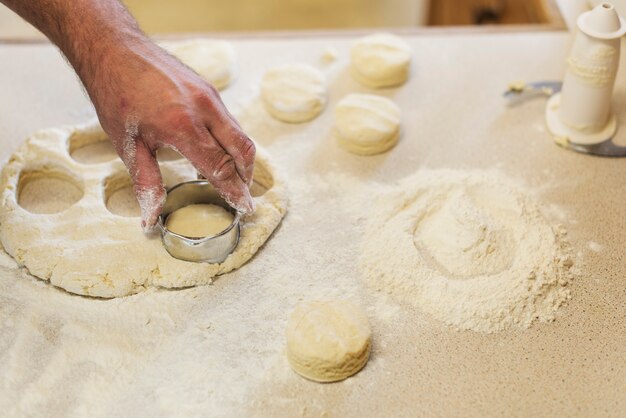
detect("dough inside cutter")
[165,203,235,238]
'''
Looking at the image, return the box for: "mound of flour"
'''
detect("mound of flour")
[361,169,575,333]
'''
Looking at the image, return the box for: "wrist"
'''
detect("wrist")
[34,1,152,99]
[72,32,149,90]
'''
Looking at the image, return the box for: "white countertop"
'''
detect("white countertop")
[0,30,624,417]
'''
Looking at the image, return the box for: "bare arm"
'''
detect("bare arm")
[2,0,255,229]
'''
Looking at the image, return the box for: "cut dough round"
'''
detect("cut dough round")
[286,300,372,383]
[334,94,401,155]
[350,33,412,88]
[261,64,327,123]
[0,121,288,298]
[165,204,234,238]
[162,39,237,90]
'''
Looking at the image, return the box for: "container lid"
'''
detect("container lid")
[578,2,626,39]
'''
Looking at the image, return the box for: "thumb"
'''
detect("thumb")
[127,139,166,231]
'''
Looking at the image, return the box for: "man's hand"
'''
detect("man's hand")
[86,41,256,230]
[2,0,255,230]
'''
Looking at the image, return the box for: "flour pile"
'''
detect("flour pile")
[360,170,575,333]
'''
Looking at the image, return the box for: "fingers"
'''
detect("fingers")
[127,138,166,231]
[210,123,256,187]
[199,91,256,186]
[177,126,255,214]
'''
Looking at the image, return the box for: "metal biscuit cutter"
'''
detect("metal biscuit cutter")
[157,180,241,263]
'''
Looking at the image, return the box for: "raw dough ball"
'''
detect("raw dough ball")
[350,33,412,88]
[163,39,237,90]
[286,300,372,383]
[165,204,234,238]
[261,64,328,123]
[334,94,401,155]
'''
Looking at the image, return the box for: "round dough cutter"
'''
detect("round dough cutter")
[157,180,241,263]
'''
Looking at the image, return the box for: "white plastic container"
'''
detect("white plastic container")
[546,2,626,145]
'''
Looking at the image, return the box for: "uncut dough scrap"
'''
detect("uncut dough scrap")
[0,121,288,298]
[161,39,237,90]
[351,33,412,88]
[361,169,575,333]
[286,300,372,383]
[335,94,401,155]
[261,63,328,123]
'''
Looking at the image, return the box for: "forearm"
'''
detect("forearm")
[1,0,150,92]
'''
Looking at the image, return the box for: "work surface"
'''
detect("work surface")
[0,30,625,417]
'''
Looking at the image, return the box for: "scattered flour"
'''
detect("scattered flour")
[122,115,139,167]
[360,169,575,333]
[588,241,604,253]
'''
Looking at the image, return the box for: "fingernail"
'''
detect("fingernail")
[137,187,166,232]
[240,186,255,214]
[244,197,255,213]
[234,195,255,215]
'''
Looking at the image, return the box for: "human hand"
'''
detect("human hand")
[83,40,255,230]
[1,0,255,231]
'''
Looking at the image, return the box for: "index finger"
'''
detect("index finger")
[198,89,256,185]
[176,126,254,214]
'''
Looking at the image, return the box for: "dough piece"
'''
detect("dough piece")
[286,300,372,383]
[162,39,237,90]
[334,94,401,155]
[165,204,234,238]
[260,64,327,123]
[0,121,288,298]
[350,33,412,88]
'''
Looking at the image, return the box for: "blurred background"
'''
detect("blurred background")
[0,0,625,39]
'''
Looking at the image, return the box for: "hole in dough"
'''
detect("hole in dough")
[156,147,185,162]
[250,159,274,197]
[68,130,119,164]
[17,167,84,214]
[103,172,140,217]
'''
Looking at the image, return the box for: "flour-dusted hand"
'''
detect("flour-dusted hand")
[1,0,255,231]
[88,42,256,230]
